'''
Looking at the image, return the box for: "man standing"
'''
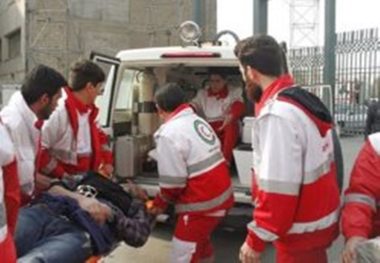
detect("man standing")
[365,100,380,138]
[0,65,67,204]
[0,120,19,263]
[149,83,234,263]
[341,132,380,263]
[235,35,340,263]
[39,60,113,178]
[192,70,245,165]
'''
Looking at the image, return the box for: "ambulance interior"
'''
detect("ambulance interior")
[107,65,253,191]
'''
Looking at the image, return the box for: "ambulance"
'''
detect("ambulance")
[92,21,342,210]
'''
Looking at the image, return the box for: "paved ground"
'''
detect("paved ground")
[105,135,364,263]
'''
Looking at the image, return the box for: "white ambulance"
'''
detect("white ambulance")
[92,22,253,206]
[92,22,342,210]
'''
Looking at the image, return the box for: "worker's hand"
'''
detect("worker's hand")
[35,173,53,192]
[126,180,149,201]
[78,196,112,225]
[99,163,114,177]
[147,205,164,216]
[218,114,233,132]
[239,242,261,263]
[341,236,367,263]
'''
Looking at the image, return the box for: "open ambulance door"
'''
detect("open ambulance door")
[90,52,121,138]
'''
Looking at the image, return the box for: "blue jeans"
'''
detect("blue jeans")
[15,205,93,263]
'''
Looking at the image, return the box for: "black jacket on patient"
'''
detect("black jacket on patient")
[24,172,154,256]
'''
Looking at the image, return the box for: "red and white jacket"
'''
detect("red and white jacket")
[246,75,340,253]
[153,104,234,214]
[0,92,41,198]
[39,88,113,178]
[0,121,20,235]
[192,85,245,125]
[0,121,19,263]
[342,132,380,239]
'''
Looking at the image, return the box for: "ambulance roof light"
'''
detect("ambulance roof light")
[179,21,202,45]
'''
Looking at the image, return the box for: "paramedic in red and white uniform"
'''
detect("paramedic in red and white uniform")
[0,121,19,263]
[149,83,234,263]
[341,132,380,263]
[191,70,245,164]
[235,35,340,263]
[0,65,66,204]
[39,60,113,179]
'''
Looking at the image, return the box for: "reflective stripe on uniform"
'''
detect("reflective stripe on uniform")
[257,153,334,195]
[187,152,224,176]
[288,208,339,234]
[175,185,233,213]
[304,153,334,184]
[247,221,279,241]
[0,202,7,242]
[247,208,339,241]
[0,202,6,229]
[41,158,58,174]
[258,179,300,195]
[0,225,6,243]
[159,176,187,188]
[345,193,377,211]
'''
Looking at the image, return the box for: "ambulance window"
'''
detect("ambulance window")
[115,69,136,112]
[112,68,138,132]
[96,65,115,127]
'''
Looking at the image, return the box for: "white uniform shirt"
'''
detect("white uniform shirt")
[154,107,224,184]
[253,98,334,195]
[76,111,92,156]
[42,90,93,165]
[0,123,15,241]
[0,92,39,195]
[192,86,243,122]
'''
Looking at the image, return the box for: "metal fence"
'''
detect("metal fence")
[288,28,380,135]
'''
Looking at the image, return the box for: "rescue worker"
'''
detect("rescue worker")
[0,65,67,204]
[191,69,245,165]
[0,65,112,262]
[39,60,113,179]
[149,83,234,263]
[341,132,380,263]
[0,120,19,263]
[235,35,340,263]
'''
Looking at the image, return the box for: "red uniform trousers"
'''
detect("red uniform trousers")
[172,213,223,263]
[276,247,327,263]
[209,121,239,164]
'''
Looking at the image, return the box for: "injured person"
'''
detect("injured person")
[14,172,154,263]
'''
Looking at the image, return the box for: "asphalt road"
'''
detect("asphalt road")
[105,136,364,263]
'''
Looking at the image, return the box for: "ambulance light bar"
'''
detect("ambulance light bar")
[161,52,221,58]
